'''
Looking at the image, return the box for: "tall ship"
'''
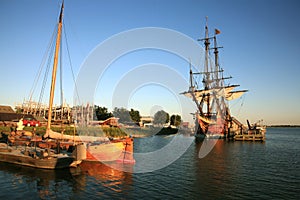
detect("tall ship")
[182,19,265,140]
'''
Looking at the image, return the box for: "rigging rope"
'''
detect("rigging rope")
[228,94,246,118]
[28,25,57,103]
[237,94,246,117]
[37,27,57,112]
[63,21,81,105]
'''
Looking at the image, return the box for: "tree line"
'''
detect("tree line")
[94,106,181,127]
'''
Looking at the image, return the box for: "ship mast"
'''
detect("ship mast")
[213,35,219,87]
[188,61,203,115]
[212,29,223,88]
[203,17,210,116]
[46,2,64,134]
[203,17,210,90]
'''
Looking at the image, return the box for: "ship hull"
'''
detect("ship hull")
[86,137,135,163]
[86,142,124,162]
[195,115,230,140]
[0,147,74,169]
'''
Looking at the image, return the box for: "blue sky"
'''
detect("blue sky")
[1,0,300,125]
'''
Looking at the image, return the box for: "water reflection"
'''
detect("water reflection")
[1,130,297,199]
[0,162,74,199]
[193,140,231,198]
[0,160,133,199]
[75,160,133,193]
[193,139,267,199]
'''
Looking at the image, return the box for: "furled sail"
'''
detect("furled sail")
[181,89,211,102]
[224,85,240,94]
[225,90,248,101]
[197,113,215,124]
[182,89,210,98]
[44,129,108,142]
[182,85,241,101]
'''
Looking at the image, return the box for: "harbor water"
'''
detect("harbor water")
[0,127,299,199]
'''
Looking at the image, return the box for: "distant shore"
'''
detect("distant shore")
[267,125,300,128]
[0,123,180,139]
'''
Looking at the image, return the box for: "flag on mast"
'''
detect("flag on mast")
[215,29,221,35]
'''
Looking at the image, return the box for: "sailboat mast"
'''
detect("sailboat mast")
[46,2,64,133]
[60,33,64,120]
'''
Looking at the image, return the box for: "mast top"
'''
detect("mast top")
[59,1,64,23]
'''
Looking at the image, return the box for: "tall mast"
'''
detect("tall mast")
[46,2,64,133]
[189,60,194,90]
[60,30,64,120]
[189,60,202,115]
[213,36,219,87]
[213,29,223,88]
[203,16,210,90]
[203,17,210,116]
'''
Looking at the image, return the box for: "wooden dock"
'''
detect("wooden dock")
[233,122,266,142]
[234,133,265,142]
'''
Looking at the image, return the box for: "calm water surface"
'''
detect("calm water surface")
[0,127,299,199]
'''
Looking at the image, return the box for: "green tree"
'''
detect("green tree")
[153,110,169,125]
[15,107,23,114]
[94,106,112,120]
[170,114,182,127]
[129,108,141,123]
[112,107,131,123]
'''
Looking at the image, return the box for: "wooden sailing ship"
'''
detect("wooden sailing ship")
[182,19,264,140]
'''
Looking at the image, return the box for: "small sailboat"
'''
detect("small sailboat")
[1,2,134,168]
[181,18,264,140]
[37,2,134,163]
[0,2,75,169]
